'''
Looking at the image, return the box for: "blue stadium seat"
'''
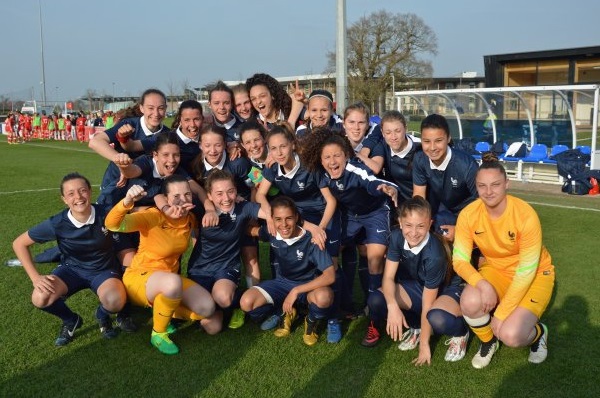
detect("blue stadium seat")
[544,144,569,164]
[577,145,591,155]
[521,144,549,163]
[472,141,491,160]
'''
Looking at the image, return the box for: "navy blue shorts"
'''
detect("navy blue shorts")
[112,231,140,253]
[342,205,390,246]
[188,268,241,292]
[398,279,463,314]
[52,265,122,297]
[255,277,309,307]
[302,208,341,257]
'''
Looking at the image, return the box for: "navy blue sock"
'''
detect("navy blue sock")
[95,304,113,322]
[427,308,468,336]
[341,245,357,303]
[117,301,132,319]
[331,268,344,317]
[308,302,330,320]
[368,273,383,293]
[404,310,421,328]
[247,304,274,322]
[366,289,388,323]
[358,256,369,298]
[41,299,77,324]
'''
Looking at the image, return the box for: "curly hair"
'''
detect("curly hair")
[299,127,354,173]
[245,73,292,120]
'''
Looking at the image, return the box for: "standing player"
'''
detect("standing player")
[240,196,336,346]
[76,112,86,142]
[41,111,50,140]
[208,81,243,144]
[453,153,555,368]
[302,129,398,307]
[57,114,66,140]
[380,110,422,206]
[32,112,41,139]
[246,73,304,130]
[232,83,256,122]
[12,173,128,346]
[5,112,15,144]
[412,114,478,242]
[295,89,343,139]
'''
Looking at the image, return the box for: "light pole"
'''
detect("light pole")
[112,82,115,99]
[38,0,47,105]
[335,0,348,113]
[390,73,395,110]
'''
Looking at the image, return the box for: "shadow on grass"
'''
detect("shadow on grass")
[0,306,260,397]
[290,317,388,398]
[494,295,600,398]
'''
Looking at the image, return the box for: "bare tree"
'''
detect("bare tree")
[85,89,97,112]
[166,79,176,112]
[180,78,192,99]
[327,10,437,112]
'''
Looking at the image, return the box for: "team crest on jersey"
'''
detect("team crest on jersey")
[297,181,305,190]
[112,233,120,242]
[335,181,344,191]
[230,212,237,222]
[296,249,304,260]
[101,227,109,236]
[451,177,458,187]
[508,230,516,242]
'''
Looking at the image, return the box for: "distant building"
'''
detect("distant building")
[484,45,600,87]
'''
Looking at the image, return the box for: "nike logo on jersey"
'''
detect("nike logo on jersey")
[270,243,279,249]
[328,240,339,244]
[530,299,538,304]
[475,230,484,235]
[376,229,387,233]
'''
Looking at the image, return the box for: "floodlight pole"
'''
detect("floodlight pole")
[38,0,47,106]
[335,0,348,113]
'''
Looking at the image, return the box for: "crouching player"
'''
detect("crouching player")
[240,196,335,346]
[12,173,127,346]
[105,177,216,355]
[362,196,469,365]
[453,153,555,368]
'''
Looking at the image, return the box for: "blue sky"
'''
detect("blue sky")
[2,0,599,101]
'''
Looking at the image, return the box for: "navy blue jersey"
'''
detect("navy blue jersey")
[319,160,397,215]
[27,204,118,272]
[202,154,253,201]
[382,137,422,203]
[214,117,243,143]
[187,201,260,277]
[386,228,459,288]
[104,116,167,157]
[259,226,332,282]
[129,155,191,206]
[412,148,478,216]
[262,155,326,216]
[137,128,200,175]
[358,122,382,151]
[296,114,343,139]
[98,116,168,208]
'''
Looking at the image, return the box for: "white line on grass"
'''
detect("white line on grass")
[0,185,100,195]
[528,201,600,212]
[21,143,95,153]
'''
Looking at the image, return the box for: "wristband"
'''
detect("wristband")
[116,133,130,144]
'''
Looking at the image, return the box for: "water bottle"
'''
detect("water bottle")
[5,259,22,267]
